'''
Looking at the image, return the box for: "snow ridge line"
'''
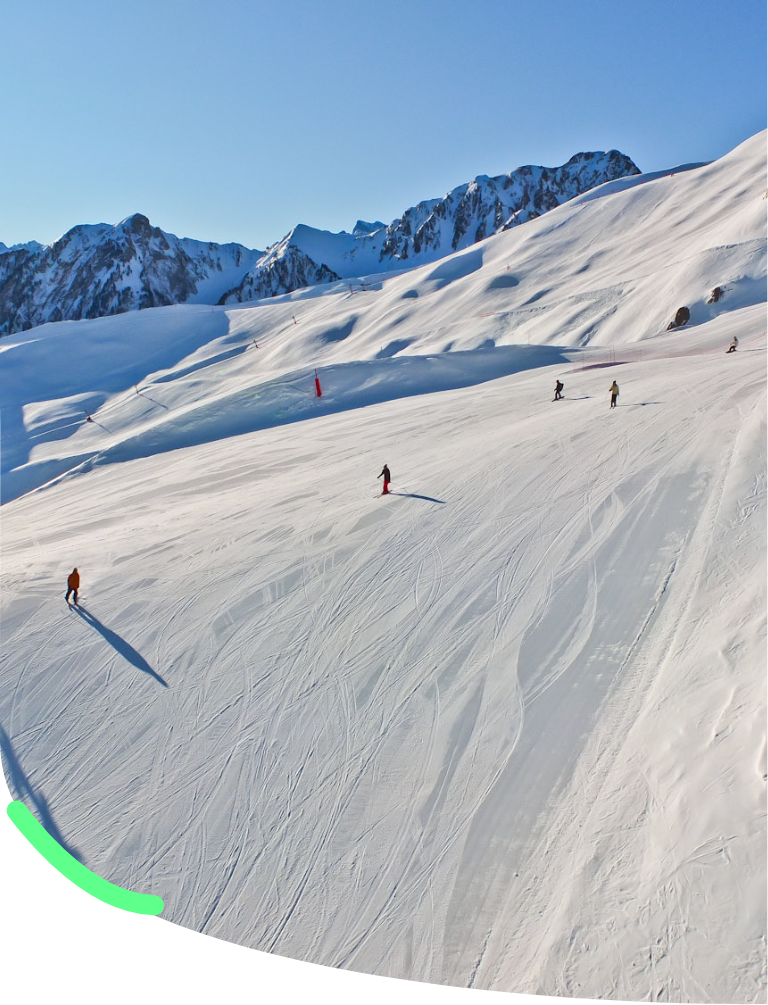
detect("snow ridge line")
[616,556,679,680]
[467,927,493,989]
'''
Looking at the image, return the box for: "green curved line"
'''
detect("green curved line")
[7,800,164,915]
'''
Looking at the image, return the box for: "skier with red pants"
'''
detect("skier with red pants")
[378,464,391,495]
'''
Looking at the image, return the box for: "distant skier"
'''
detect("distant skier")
[553,380,564,401]
[609,380,619,408]
[726,336,738,353]
[66,568,80,605]
[378,464,391,495]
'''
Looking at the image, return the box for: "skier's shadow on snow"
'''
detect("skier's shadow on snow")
[0,722,84,862]
[137,390,169,411]
[73,606,169,687]
[390,492,446,505]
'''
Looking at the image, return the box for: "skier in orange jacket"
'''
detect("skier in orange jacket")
[66,568,80,605]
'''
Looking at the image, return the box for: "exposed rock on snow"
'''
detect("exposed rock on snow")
[667,305,691,329]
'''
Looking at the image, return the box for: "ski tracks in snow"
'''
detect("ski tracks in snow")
[1,343,764,995]
[461,360,766,999]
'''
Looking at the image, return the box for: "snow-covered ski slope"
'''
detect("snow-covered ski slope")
[0,132,765,1001]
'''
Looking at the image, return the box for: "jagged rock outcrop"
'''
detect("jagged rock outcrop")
[352,220,386,236]
[0,240,43,255]
[222,233,342,303]
[667,306,691,330]
[222,149,640,305]
[381,151,640,261]
[0,215,261,334]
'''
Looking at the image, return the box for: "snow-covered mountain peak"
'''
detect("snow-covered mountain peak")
[0,239,44,255]
[352,220,386,236]
[6,133,765,346]
[115,212,155,236]
[0,147,640,334]
[222,148,641,305]
[0,218,262,334]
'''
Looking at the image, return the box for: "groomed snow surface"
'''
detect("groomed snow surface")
[1,133,766,1002]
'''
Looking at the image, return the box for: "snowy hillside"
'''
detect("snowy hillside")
[222,150,640,303]
[0,132,765,1002]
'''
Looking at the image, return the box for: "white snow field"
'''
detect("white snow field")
[0,133,765,1002]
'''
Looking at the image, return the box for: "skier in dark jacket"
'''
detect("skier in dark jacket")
[66,568,80,604]
[378,464,391,495]
[553,380,564,401]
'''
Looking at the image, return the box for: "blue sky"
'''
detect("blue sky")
[3,0,765,251]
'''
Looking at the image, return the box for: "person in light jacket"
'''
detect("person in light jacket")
[609,381,619,408]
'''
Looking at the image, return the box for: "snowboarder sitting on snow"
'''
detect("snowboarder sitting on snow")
[553,380,564,401]
[726,336,738,353]
[378,464,391,495]
[66,568,80,605]
[609,380,619,408]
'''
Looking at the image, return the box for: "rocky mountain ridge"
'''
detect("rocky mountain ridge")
[1,149,640,334]
[0,214,261,335]
[221,150,640,305]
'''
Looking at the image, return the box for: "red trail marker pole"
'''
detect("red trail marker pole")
[314,369,322,398]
